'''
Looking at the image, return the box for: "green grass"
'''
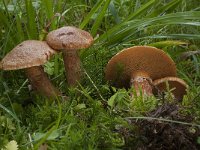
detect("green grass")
[0,0,200,149]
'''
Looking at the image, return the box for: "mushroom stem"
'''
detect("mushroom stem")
[62,50,81,87]
[130,72,153,96]
[25,66,61,98]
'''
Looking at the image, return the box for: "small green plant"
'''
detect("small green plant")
[1,140,18,150]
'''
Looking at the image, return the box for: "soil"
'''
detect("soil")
[121,103,200,150]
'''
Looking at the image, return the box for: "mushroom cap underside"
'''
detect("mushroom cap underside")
[46,26,94,50]
[1,40,57,70]
[153,77,188,101]
[105,46,177,88]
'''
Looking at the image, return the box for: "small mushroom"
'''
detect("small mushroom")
[46,26,93,87]
[105,46,177,96]
[0,40,60,98]
[153,77,188,101]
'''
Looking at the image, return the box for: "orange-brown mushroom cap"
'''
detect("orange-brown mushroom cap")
[46,26,94,50]
[1,40,57,70]
[105,46,177,88]
[153,77,188,101]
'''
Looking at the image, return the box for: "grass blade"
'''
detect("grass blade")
[97,11,200,46]
[16,14,25,42]
[148,0,182,17]
[93,0,156,40]
[25,0,38,39]
[148,40,188,48]
[79,0,104,29]
[0,103,20,122]
[91,0,111,36]
[141,34,200,40]
[124,0,156,21]
[108,1,121,24]
[41,0,56,29]
[125,116,200,127]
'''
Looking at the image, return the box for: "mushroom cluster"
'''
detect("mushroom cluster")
[0,26,94,99]
[105,46,188,101]
[0,26,188,102]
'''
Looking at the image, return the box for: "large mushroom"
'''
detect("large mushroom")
[46,26,94,87]
[0,40,60,98]
[105,46,177,96]
[153,77,188,101]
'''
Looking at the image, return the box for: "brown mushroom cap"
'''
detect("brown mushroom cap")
[105,46,177,88]
[153,77,188,101]
[46,26,94,50]
[1,40,57,70]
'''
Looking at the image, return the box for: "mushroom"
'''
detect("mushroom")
[105,46,177,96]
[46,26,94,87]
[0,40,60,98]
[153,77,188,101]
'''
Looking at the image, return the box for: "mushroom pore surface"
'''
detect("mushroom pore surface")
[153,77,188,101]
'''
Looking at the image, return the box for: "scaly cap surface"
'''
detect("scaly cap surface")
[1,40,57,70]
[46,26,93,50]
